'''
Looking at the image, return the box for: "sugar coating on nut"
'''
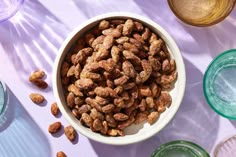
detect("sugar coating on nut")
[61,18,177,136]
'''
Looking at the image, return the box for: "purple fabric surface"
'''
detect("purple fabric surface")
[0,0,236,156]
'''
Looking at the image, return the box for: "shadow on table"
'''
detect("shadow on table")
[0,0,69,82]
[89,58,219,156]
[134,0,236,58]
[0,84,51,157]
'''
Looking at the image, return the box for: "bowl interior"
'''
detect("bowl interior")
[53,13,186,145]
[204,49,236,120]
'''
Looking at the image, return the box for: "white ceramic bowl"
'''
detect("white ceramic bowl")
[53,12,186,145]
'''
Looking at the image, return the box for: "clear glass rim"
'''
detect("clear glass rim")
[0,80,8,118]
[151,140,210,157]
[167,0,236,27]
[0,0,24,23]
[203,49,236,120]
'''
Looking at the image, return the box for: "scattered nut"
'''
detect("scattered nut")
[56,151,67,157]
[64,125,76,141]
[29,93,45,104]
[48,122,61,134]
[51,102,59,116]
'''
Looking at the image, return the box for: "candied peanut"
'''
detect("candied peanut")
[122,50,141,65]
[114,86,123,95]
[142,27,151,41]
[105,114,117,128]
[111,46,120,63]
[114,98,125,108]
[160,71,178,85]
[92,118,103,131]
[122,82,136,90]
[103,35,114,49]
[30,93,45,104]
[80,113,93,127]
[130,85,138,99]
[116,36,129,44]
[78,104,91,114]
[133,33,145,44]
[75,78,94,90]
[68,84,83,97]
[29,70,45,82]
[72,108,79,118]
[123,42,139,54]
[123,19,134,36]
[114,75,129,86]
[31,79,48,89]
[157,91,172,108]
[95,96,109,106]
[94,87,118,98]
[102,28,121,38]
[80,71,102,81]
[75,47,93,64]
[107,129,124,136]
[146,97,155,108]
[48,122,61,133]
[116,24,124,32]
[66,92,75,109]
[148,56,161,71]
[74,97,84,106]
[85,97,102,112]
[122,61,137,78]
[162,59,171,72]
[134,112,148,124]
[90,108,104,121]
[169,59,176,72]
[149,39,163,56]
[134,21,144,32]
[139,86,152,97]
[51,102,59,116]
[149,33,158,44]
[91,35,105,48]
[139,99,147,111]
[100,121,108,135]
[98,59,116,72]
[113,113,129,121]
[57,151,67,157]
[85,33,95,46]
[147,112,159,124]
[98,20,110,30]
[129,38,143,49]
[94,45,109,61]
[102,104,115,113]
[150,82,161,97]
[117,111,136,129]
[64,125,76,141]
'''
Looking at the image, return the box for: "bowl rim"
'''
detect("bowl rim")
[203,49,236,120]
[53,12,186,145]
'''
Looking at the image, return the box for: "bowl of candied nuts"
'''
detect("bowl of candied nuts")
[53,12,186,145]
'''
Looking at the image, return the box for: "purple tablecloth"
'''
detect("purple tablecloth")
[0,0,236,156]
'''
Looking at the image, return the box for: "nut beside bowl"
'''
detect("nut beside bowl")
[53,12,186,145]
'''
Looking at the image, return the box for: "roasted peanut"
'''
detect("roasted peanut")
[64,125,76,141]
[57,151,67,157]
[98,20,110,30]
[48,122,61,134]
[29,70,45,82]
[30,93,45,104]
[51,102,59,116]
[147,112,159,124]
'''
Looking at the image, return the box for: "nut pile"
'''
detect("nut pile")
[61,19,177,136]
